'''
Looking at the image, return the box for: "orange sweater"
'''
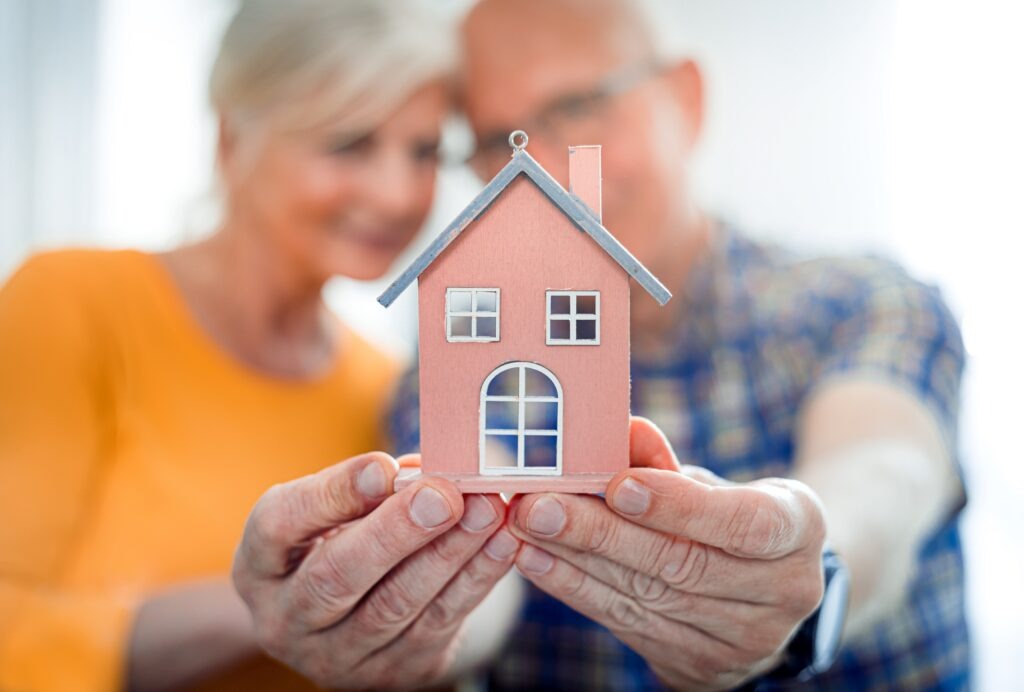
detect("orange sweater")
[0,250,399,691]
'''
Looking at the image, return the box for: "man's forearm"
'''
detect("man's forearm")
[795,439,959,639]
[793,378,961,641]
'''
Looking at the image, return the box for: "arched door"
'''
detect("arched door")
[479,362,562,475]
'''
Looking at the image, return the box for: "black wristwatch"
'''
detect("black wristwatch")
[766,547,850,682]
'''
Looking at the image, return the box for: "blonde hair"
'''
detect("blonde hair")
[209,0,455,136]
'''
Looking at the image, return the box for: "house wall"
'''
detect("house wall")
[417,176,631,477]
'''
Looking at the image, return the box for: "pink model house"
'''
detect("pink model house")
[379,132,670,493]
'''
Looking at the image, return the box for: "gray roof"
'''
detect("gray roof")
[377,149,672,308]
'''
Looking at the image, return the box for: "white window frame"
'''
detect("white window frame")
[546,290,600,345]
[446,288,500,342]
[479,362,563,476]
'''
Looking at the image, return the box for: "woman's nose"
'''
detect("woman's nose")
[362,149,426,217]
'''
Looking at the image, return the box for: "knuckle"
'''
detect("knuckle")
[583,512,620,556]
[629,568,670,602]
[459,551,498,593]
[420,597,460,635]
[361,579,420,629]
[643,533,680,576]
[606,594,646,632]
[299,546,357,614]
[560,567,590,601]
[727,493,791,555]
[313,468,359,518]
[659,539,709,591]
[427,531,471,567]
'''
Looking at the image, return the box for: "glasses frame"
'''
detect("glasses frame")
[464,61,666,177]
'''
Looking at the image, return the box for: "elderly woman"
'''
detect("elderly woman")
[0,2,519,690]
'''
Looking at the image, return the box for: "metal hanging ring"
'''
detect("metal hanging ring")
[509,130,529,151]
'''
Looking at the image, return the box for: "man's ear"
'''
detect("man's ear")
[661,59,704,150]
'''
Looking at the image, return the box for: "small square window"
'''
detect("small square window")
[546,291,600,345]
[446,288,500,342]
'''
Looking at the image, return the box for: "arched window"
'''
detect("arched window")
[479,362,562,475]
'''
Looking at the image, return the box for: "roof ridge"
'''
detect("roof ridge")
[377,150,671,308]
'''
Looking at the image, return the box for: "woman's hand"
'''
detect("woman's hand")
[232,452,520,689]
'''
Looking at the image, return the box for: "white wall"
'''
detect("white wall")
[1,0,1020,686]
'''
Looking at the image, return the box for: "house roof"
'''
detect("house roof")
[377,149,672,308]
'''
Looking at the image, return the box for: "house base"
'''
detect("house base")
[394,468,617,494]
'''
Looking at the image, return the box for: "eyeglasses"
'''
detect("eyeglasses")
[464,62,665,179]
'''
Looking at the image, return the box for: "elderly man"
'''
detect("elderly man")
[391,0,967,688]
[233,0,967,689]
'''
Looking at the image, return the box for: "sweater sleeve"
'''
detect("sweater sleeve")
[0,253,136,692]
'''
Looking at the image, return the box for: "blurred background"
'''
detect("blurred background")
[1,0,1021,685]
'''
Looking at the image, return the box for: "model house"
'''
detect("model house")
[379,132,671,492]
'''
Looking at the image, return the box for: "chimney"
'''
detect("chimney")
[568,145,602,222]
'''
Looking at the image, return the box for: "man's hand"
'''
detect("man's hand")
[232,452,521,689]
[507,418,826,690]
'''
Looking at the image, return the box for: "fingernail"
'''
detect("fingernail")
[410,486,452,528]
[357,461,388,498]
[611,478,650,515]
[526,496,566,536]
[483,529,518,560]
[460,495,498,532]
[518,545,554,574]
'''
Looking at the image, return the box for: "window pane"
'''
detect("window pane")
[576,294,597,314]
[524,402,558,430]
[487,367,520,396]
[576,318,597,341]
[523,367,558,397]
[549,318,571,340]
[484,434,518,468]
[550,294,571,314]
[485,400,518,431]
[449,316,472,338]
[476,291,497,313]
[476,316,497,339]
[524,435,558,468]
[449,290,472,312]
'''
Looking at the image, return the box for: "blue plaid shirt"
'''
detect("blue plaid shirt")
[388,226,969,690]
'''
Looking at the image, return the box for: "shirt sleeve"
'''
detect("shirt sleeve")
[0,254,136,692]
[811,258,966,452]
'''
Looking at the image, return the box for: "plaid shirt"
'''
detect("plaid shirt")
[388,226,969,691]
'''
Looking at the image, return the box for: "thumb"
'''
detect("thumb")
[628,416,680,471]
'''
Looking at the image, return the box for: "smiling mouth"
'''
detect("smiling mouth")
[336,227,411,253]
